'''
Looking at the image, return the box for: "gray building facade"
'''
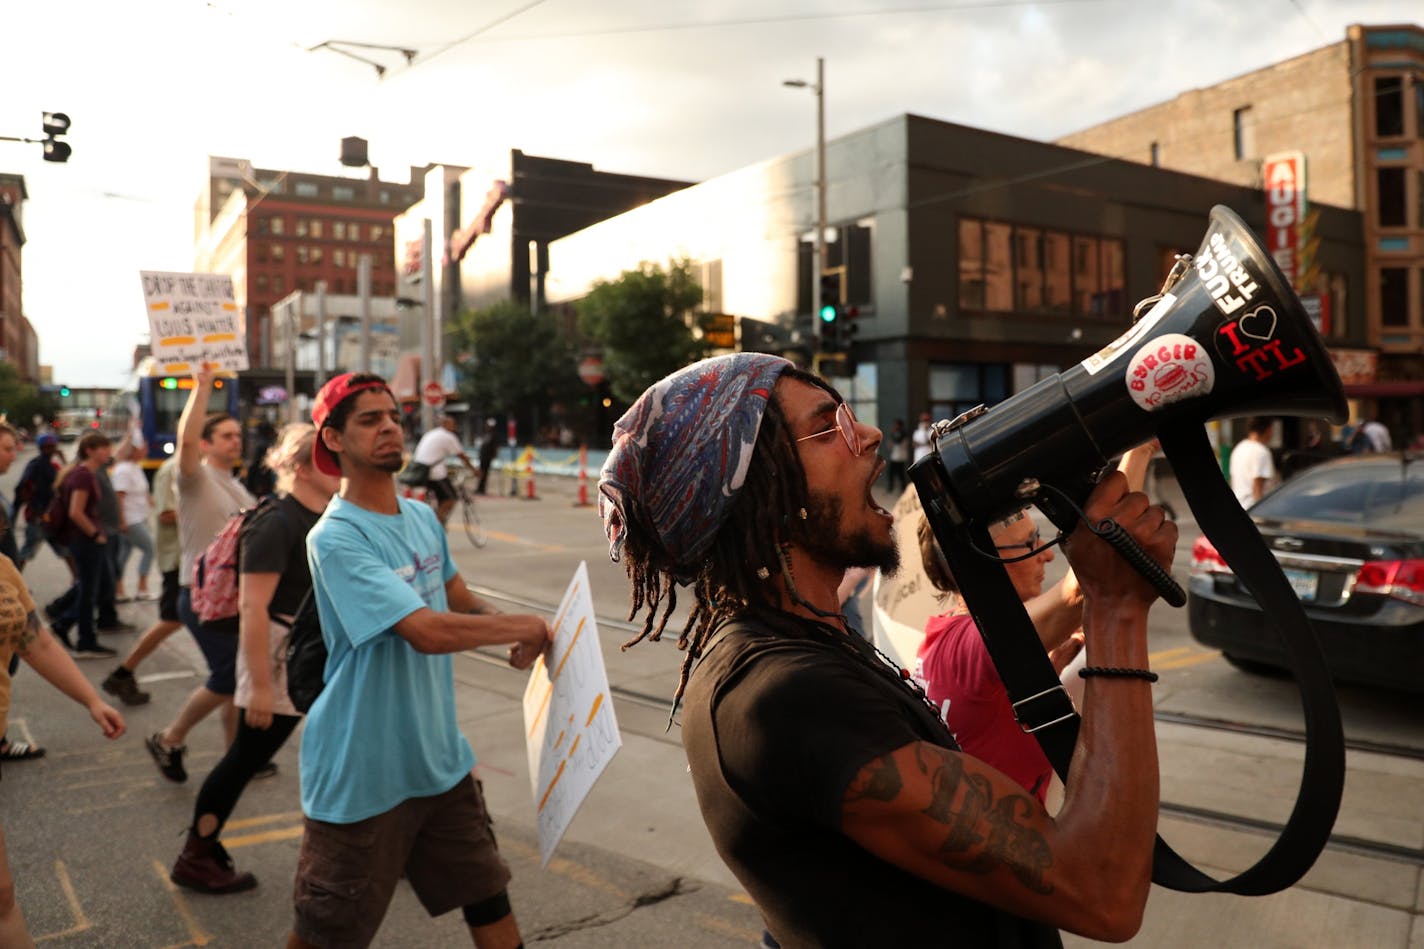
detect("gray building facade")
[549,114,1366,438]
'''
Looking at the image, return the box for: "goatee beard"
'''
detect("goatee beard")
[795,491,900,576]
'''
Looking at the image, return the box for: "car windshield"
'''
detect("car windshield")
[1251,459,1424,527]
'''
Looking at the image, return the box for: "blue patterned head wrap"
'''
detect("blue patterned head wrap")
[599,353,793,582]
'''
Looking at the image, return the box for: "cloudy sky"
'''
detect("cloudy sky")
[3,0,1417,388]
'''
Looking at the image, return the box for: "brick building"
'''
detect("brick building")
[1057,23,1424,435]
[0,174,39,382]
[194,156,426,369]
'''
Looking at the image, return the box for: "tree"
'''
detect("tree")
[0,362,56,431]
[577,258,705,404]
[447,300,580,435]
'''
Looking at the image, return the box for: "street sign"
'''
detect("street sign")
[701,312,737,349]
[577,356,605,386]
[423,380,445,407]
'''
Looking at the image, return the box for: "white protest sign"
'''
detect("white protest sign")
[140,271,248,373]
[522,561,622,866]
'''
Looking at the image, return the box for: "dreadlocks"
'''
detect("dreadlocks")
[617,368,833,707]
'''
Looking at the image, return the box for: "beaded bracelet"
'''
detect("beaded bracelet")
[1078,666,1159,683]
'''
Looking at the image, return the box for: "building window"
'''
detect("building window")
[311,220,323,239]
[837,221,874,307]
[334,250,346,268]
[254,218,270,236]
[958,218,985,310]
[273,275,284,295]
[697,259,723,313]
[958,216,1123,318]
[371,225,386,242]
[929,362,1008,422]
[1375,76,1405,138]
[295,182,320,198]
[1149,142,1160,167]
[254,243,268,263]
[332,185,355,201]
[1418,170,1424,227]
[1380,267,1408,326]
[1378,167,1407,226]
[1232,106,1254,160]
[311,246,324,265]
[333,221,346,240]
[271,217,285,236]
[1043,232,1071,313]
[271,244,284,262]
[255,274,268,292]
[295,219,308,238]
[1416,77,1424,139]
[297,246,309,265]
[1015,227,1043,311]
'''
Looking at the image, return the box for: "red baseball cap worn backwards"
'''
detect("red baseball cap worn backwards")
[310,373,393,476]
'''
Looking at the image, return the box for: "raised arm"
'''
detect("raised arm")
[176,363,216,478]
[842,472,1172,940]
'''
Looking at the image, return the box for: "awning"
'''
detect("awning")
[1343,381,1424,399]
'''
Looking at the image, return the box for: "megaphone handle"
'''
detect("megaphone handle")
[1093,517,1187,607]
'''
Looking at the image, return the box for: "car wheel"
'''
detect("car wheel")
[1221,652,1288,678]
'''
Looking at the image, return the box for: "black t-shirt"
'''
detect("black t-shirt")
[681,611,1062,949]
[239,494,322,617]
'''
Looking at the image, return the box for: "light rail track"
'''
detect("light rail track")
[469,584,1424,867]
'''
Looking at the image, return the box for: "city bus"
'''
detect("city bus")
[103,357,240,471]
[54,407,101,442]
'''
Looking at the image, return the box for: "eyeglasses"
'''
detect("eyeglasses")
[795,402,863,457]
[996,529,1042,552]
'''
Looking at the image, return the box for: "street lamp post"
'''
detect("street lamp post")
[784,58,826,334]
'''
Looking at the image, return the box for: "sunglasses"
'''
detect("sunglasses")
[995,528,1043,553]
[795,402,863,456]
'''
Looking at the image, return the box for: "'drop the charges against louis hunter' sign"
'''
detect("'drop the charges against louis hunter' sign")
[140,271,248,373]
[522,561,622,866]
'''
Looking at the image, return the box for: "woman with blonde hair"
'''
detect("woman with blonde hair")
[110,435,157,601]
[165,423,339,894]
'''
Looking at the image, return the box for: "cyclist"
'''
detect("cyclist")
[408,414,478,524]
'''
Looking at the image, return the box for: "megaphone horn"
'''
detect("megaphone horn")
[914,204,1347,533]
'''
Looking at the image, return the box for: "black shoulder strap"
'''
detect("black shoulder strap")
[935,422,1344,895]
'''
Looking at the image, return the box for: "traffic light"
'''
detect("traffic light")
[59,386,70,398]
[840,304,860,353]
[41,112,71,163]
[818,271,842,353]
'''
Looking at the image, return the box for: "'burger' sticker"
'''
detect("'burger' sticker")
[1125,333,1215,411]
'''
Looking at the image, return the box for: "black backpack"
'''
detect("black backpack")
[284,590,327,714]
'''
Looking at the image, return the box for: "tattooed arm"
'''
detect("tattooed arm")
[16,613,125,739]
[842,471,1172,940]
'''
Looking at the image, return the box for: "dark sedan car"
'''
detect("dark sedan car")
[1188,452,1424,695]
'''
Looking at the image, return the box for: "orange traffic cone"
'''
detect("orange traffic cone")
[574,445,592,508]
[525,455,539,501]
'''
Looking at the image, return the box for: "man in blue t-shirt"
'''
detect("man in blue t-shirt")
[292,373,550,949]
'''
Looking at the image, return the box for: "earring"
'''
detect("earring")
[756,567,771,580]
[797,508,808,520]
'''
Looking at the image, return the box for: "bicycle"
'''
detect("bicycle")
[401,467,489,549]
[445,470,488,549]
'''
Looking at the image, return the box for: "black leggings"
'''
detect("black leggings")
[191,712,301,838]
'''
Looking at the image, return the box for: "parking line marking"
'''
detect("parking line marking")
[1148,647,1194,662]
[222,825,305,850]
[1155,650,1222,671]
[33,861,92,943]
[152,859,214,946]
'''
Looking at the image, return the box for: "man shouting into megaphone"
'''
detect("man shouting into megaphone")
[600,353,1175,947]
